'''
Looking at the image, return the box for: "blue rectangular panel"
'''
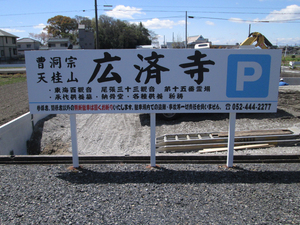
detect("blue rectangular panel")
[227,54,271,98]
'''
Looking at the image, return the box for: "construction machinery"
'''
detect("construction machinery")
[240,32,273,49]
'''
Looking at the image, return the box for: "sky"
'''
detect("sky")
[1,0,300,47]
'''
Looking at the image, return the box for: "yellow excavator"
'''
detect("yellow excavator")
[240,32,274,49]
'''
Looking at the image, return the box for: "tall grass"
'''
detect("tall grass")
[0,74,26,86]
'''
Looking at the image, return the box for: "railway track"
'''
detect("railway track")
[1,155,300,165]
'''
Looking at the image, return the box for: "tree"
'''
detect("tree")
[136,22,153,45]
[172,34,184,48]
[74,15,92,29]
[97,15,152,49]
[29,32,52,45]
[44,15,78,39]
[41,14,153,49]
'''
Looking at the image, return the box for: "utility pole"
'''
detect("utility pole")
[95,0,99,49]
[248,24,251,36]
[185,12,194,49]
[185,11,187,48]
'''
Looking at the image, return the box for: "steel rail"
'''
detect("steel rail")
[0,155,300,165]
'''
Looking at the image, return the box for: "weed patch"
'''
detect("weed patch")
[0,74,27,86]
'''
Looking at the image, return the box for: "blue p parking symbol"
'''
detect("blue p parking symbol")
[226,54,271,98]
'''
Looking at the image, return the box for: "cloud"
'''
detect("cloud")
[105,5,144,19]
[2,28,25,33]
[139,18,185,29]
[229,4,300,23]
[265,4,300,22]
[206,21,215,26]
[32,23,47,34]
[177,20,186,26]
[276,37,300,45]
[33,23,46,29]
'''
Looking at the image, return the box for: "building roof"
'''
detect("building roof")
[48,38,70,43]
[187,35,208,45]
[0,29,19,38]
[39,44,81,50]
[17,37,41,43]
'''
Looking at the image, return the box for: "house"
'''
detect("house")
[165,35,240,49]
[39,38,72,50]
[186,35,210,48]
[165,35,210,49]
[48,38,71,49]
[0,29,19,61]
[17,38,41,55]
[78,24,94,49]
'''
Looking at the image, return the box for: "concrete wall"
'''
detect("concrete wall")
[0,113,48,155]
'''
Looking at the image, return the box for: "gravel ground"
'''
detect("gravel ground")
[0,163,300,224]
[1,75,300,224]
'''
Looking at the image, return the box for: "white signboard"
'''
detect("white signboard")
[25,49,281,114]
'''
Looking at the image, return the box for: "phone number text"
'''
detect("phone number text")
[226,103,272,111]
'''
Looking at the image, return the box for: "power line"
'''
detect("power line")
[129,16,183,21]
[0,25,41,28]
[121,5,292,10]
[1,14,300,30]
[108,9,300,15]
[1,8,300,17]
[191,16,300,23]
[0,9,98,17]
[1,5,300,29]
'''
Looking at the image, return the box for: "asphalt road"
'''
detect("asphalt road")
[283,77,300,85]
[0,68,26,73]
[0,64,25,68]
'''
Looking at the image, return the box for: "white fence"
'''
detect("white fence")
[0,113,48,155]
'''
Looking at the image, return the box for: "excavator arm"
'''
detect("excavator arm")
[240,32,273,49]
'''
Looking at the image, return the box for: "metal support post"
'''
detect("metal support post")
[70,114,79,168]
[227,112,236,167]
[150,113,156,167]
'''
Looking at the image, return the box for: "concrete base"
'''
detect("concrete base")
[0,113,48,155]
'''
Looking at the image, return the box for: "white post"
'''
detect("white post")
[150,113,156,167]
[227,112,236,167]
[70,114,79,168]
